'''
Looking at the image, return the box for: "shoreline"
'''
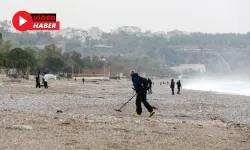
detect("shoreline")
[183,88,250,97]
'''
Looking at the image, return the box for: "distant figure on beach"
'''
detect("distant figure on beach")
[170,79,175,95]
[160,82,162,86]
[82,77,85,84]
[43,72,48,89]
[130,70,155,117]
[36,71,40,88]
[148,78,152,94]
[75,78,77,81]
[167,81,169,86]
[176,80,182,94]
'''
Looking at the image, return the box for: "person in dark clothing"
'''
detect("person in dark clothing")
[170,79,175,95]
[130,71,155,117]
[176,80,182,94]
[82,77,85,84]
[147,78,152,94]
[36,71,40,88]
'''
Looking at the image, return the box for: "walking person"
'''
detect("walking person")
[82,77,85,84]
[177,80,182,94]
[36,71,41,88]
[130,70,155,117]
[43,72,48,89]
[170,79,175,95]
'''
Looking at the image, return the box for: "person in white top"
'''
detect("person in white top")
[43,72,49,89]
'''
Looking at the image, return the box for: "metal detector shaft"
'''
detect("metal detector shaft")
[117,94,137,110]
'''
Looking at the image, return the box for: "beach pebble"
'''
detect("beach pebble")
[12,125,33,130]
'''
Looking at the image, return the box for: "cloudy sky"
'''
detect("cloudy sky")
[1,0,250,33]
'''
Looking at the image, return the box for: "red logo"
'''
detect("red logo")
[12,10,60,32]
[12,10,33,32]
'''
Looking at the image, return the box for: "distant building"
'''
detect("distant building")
[168,64,206,73]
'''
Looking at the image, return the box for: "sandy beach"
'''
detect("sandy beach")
[0,79,249,150]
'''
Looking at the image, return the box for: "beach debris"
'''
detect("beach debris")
[12,125,33,130]
[175,114,191,118]
[97,97,104,99]
[198,106,203,112]
[182,121,187,123]
[197,124,203,128]
[86,120,94,123]
[56,110,63,113]
[210,116,218,120]
[59,119,71,125]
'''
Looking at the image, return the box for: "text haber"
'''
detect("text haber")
[33,23,57,29]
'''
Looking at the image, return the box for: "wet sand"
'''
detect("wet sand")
[0,80,249,150]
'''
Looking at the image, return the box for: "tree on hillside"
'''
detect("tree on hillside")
[24,47,38,57]
[18,32,37,45]
[44,57,64,73]
[6,48,37,73]
[0,33,12,53]
[44,44,62,58]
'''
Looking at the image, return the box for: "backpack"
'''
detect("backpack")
[138,76,150,90]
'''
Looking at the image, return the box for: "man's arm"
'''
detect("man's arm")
[132,78,140,93]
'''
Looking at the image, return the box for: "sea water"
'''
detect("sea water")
[184,81,250,96]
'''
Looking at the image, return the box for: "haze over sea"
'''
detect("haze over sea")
[184,80,250,96]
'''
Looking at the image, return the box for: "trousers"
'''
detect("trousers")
[177,87,180,94]
[171,88,174,95]
[36,81,40,88]
[44,81,48,89]
[136,90,153,114]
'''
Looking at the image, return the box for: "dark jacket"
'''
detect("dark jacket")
[36,73,40,82]
[170,81,175,88]
[131,73,144,93]
[177,81,182,88]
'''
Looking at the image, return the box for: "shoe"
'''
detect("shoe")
[132,114,141,117]
[149,109,155,117]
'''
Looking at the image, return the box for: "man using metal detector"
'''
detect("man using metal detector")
[130,70,155,117]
